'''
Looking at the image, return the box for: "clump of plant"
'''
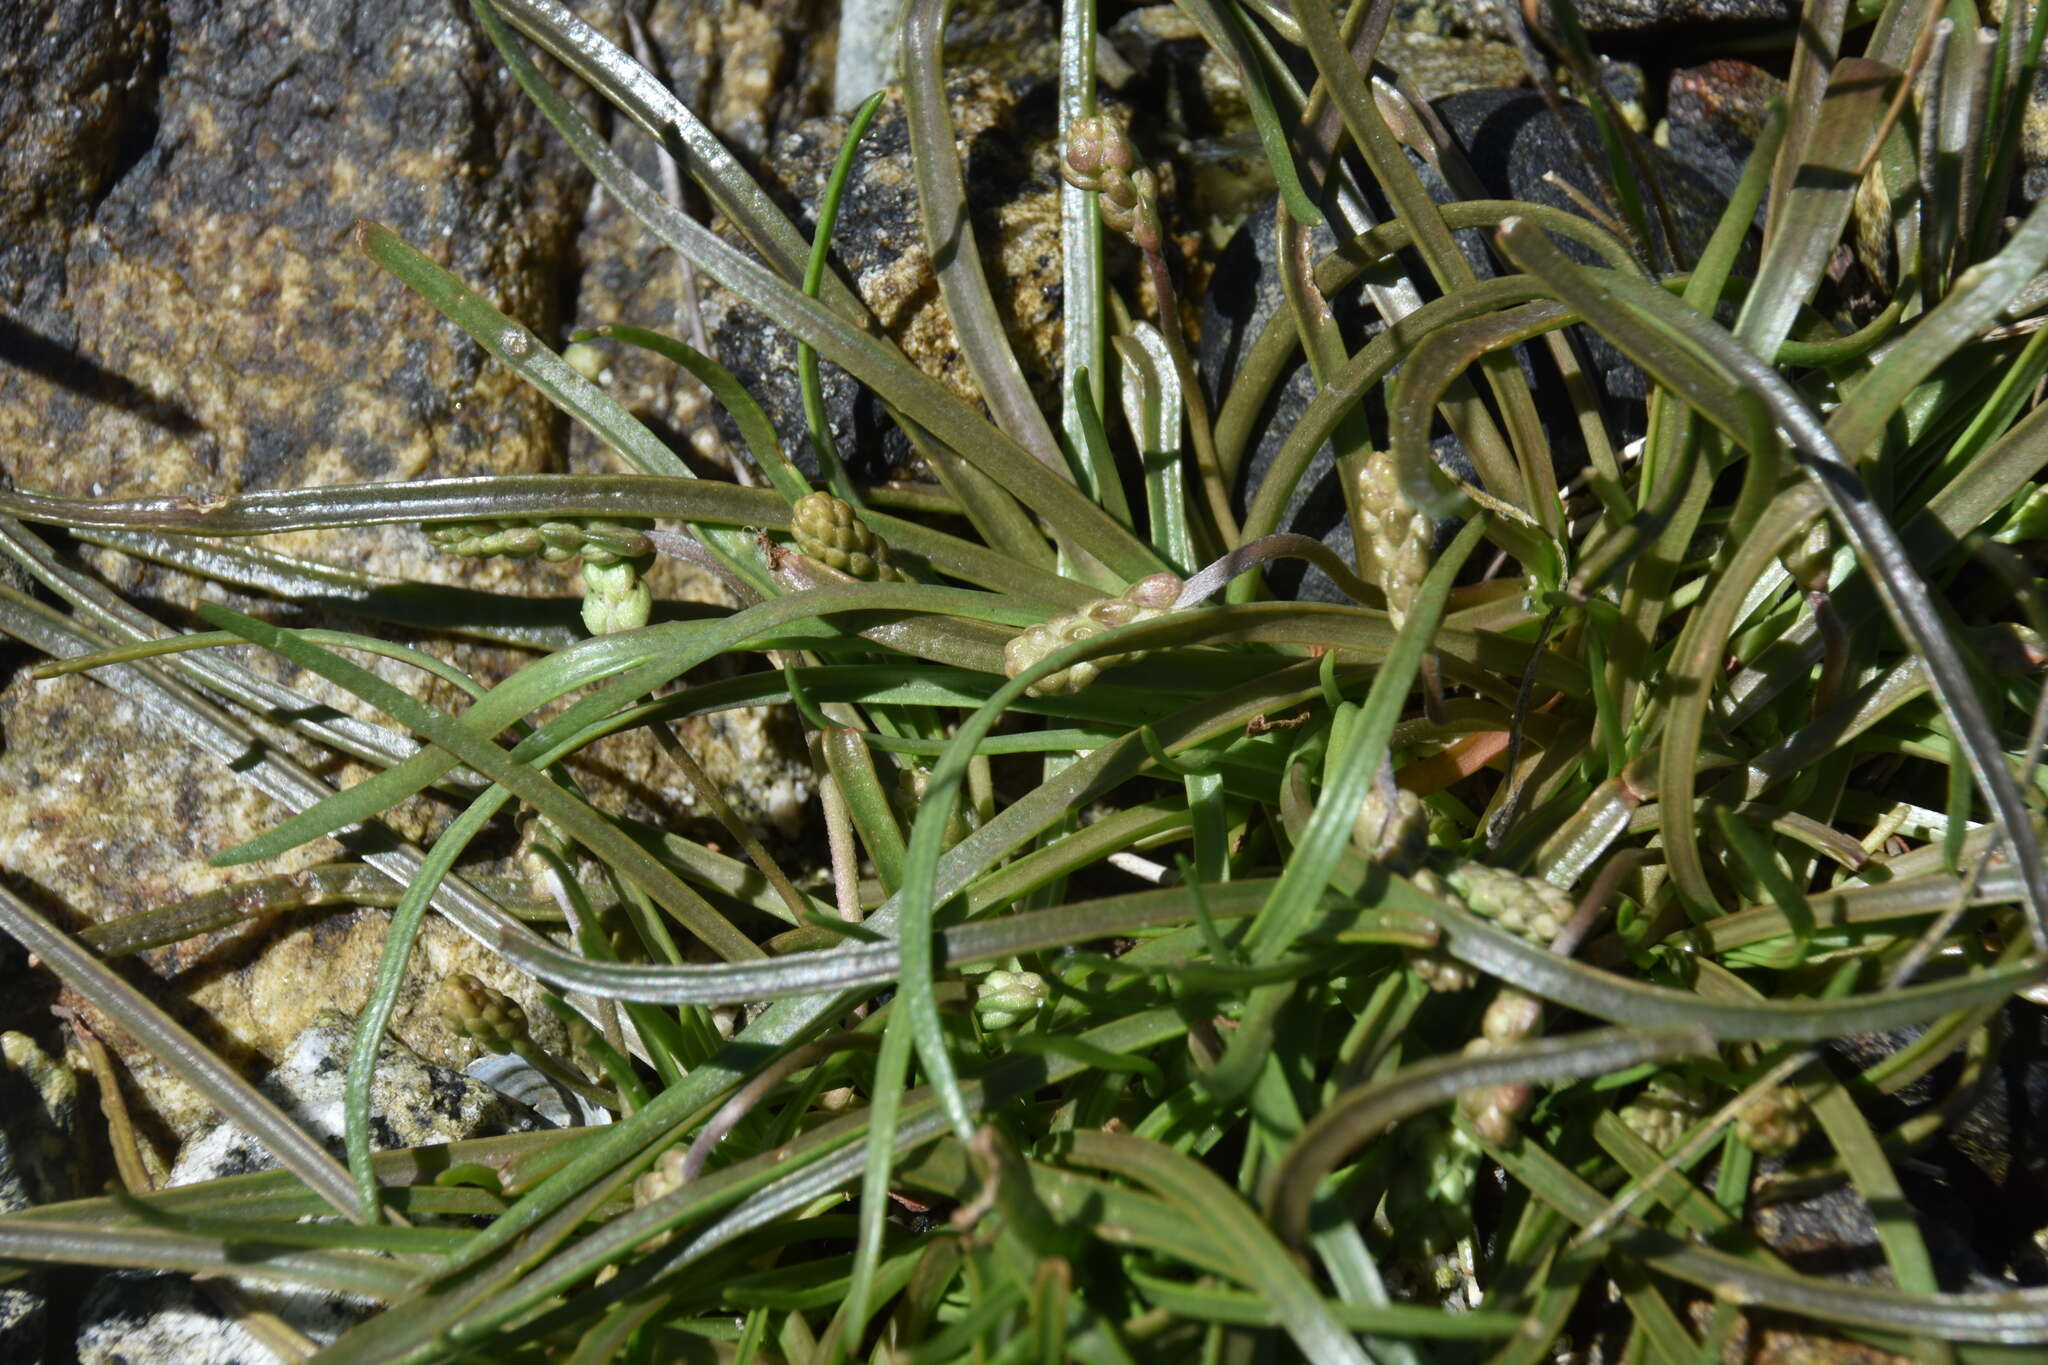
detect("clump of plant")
[1,0,2047,1359]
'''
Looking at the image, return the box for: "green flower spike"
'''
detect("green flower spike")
[791,490,903,581]
[424,516,654,634]
[1617,1076,1711,1153]
[437,973,529,1055]
[1736,1084,1811,1158]
[1441,862,1576,947]
[1003,572,1183,696]
[632,1146,690,1252]
[1354,450,1433,629]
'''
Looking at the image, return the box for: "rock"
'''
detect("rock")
[1688,1306,1918,1365]
[1753,1171,2013,1295]
[169,1007,546,1184]
[1419,89,1732,266]
[0,0,166,329]
[581,0,1057,485]
[2027,62,2048,202]
[0,1034,78,1364]
[1664,59,1782,203]
[570,0,834,474]
[0,0,589,504]
[1378,32,1532,104]
[4,679,587,1146]
[0,0,811,1147]
[463,1049,611,1129]
[78,1272,359,1365]
[76,1009,544,1364]
[0,0,590,1142]
[1736,1010,2048,1319]
[939,0,1062,95]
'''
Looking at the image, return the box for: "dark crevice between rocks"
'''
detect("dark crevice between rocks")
[91,19,171,220]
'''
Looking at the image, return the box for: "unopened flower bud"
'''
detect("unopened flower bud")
[632,1146,689,1251]
[1457,1038,1532,1146]
[1060,115,1137,190]
[975,970,1049,1030]
[1354,785,1427,871]
[791,491,903,581]
[1481,989,1542,1045]
[1736,1084,1810,1158]
[438,974,529,1054]
[581,559,651,634]
[1407,948,1477,993]
[1444,863,1574,947]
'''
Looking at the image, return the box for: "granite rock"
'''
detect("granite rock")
[76,1009,544,1364]
[0,0,811,1149]
[568,0,833,476]
[0,0,590,503]
[0,0,166,329]
[1665,58,1783,204]
[2028,58,2048,202]
[78,1272,360,1365]
[168,1007,546,1184]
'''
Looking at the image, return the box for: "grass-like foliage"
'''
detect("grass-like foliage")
[4,0,2048,1358]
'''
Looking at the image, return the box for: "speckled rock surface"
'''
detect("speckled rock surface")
[1664,58,1783,202]
[78,1272,360,1365]
[169,1007,545,1182]
[0,1034,78,1363]
[2027,60,2048,201]
[0,0,165,329]
[76,1009,543,1365]
[567,0,831,476]
[0,0,588,503]
[0,0,816,1153]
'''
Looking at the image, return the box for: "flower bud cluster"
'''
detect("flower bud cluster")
[1457,989,1542,1145]
[1353,784,1428,872]
[425,517,654,634]
[791,491,903,581]
[631,1146,690,1251]
[436,973,529,1054]
[1439,862,1574,947]
[425,517,651,565]
[1382,1113,1481,1256]
[974,969,1048,1030]
[1002,572,1183,696]
[1354,450,1433,629]
[1736,1084,1811,1158]
[1061,115,1163,253]
[580,558,653,635]
[1409,950,1478,993]
[1616,1075,1710,1152]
